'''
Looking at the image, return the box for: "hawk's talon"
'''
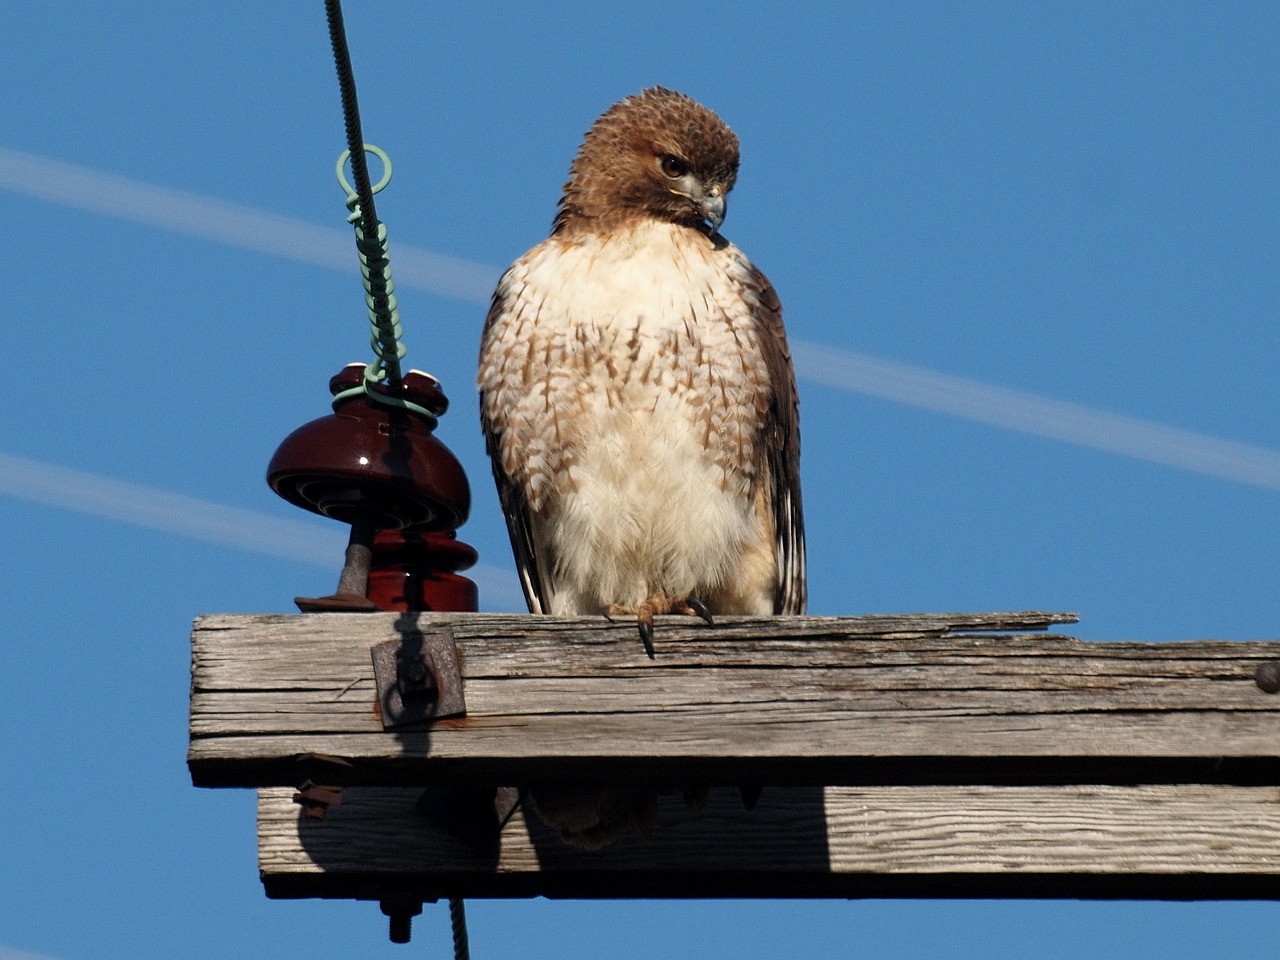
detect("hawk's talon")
[603,596,711,658]
[685,596,715,626]
[638,617,656,659]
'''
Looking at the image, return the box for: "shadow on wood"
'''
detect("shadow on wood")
[274,785,832,899]
[260,783,1280,901]
[186,611,1280,901]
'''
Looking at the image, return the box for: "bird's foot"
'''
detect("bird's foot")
[528,785,658,850]
[602,594,715,659]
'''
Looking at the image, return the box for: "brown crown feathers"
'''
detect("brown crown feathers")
[553,86,741,234]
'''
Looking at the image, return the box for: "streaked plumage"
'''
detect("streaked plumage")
[478,86,804,846]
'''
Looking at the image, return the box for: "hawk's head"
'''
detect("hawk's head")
[554,87,740,236]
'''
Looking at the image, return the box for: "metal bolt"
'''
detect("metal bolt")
[388,913,412,944]
[1255,661,1280,693]
[380,899,422,944]
[397,652,437,699]
[399,655,428,683]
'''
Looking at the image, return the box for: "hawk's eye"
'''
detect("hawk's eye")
[659,155,689,179]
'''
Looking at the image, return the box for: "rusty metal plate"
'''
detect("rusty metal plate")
[370,628,466,728]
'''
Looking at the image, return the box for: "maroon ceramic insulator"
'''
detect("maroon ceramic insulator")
[365,529,479,612]
[267,363,470,531]
[270,363,480,614]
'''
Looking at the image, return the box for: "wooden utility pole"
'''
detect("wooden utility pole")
[189,611,1280,902]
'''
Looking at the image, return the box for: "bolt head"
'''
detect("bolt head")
[1255,661,1280,693]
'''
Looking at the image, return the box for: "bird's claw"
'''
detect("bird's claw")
[637,616,656,660]
[685,596,714,626]
[603,595,711,658]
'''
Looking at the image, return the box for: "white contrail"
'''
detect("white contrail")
[791,343,1280,492]
[0,450,345,565]
[5,146,1280,493]
[0,146,501,303]
[0,947,68,960]
[0,451,524,606]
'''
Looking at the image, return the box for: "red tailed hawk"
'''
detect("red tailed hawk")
[478,87,805,845]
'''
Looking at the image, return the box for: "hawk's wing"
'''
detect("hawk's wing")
[478,282,554,615]
[750,267,807,614]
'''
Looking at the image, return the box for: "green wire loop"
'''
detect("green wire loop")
[332,145,436,426]
[336,144,393,218]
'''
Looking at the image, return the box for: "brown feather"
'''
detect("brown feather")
[748,267,807,614]
[479,284,552,614]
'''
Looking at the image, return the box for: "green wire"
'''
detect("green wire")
[333,145,437,426]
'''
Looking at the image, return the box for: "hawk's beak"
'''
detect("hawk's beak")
[698,187,726,232]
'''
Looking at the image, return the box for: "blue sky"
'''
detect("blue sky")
[3,2,1279,958]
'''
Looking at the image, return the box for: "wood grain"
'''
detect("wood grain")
[257,783,1280,900]
[189,612,1280,787]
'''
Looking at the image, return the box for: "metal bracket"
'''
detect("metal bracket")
[293,780,344,820]
[371,628,466,728]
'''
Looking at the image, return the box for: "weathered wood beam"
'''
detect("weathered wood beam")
[189,612,1280,788]
[258,783,1280,901]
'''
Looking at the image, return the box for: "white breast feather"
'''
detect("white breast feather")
[480,220,774,615]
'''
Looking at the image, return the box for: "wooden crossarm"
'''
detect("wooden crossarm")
[189,611,1280,788]
[257,783,1280,901]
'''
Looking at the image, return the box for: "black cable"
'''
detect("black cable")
[322,15,466,956]
[324,0,402,385]
[324,0,378,231]
[449,897,471,960]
